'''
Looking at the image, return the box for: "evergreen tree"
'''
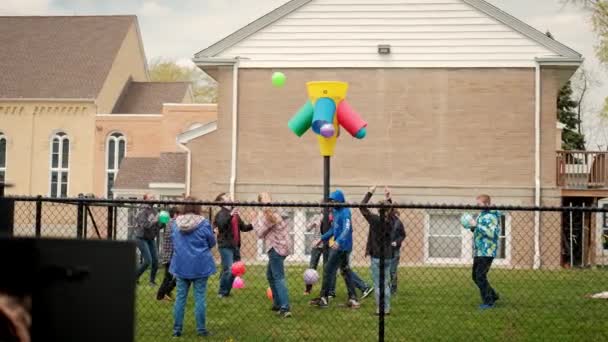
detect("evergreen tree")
[558,81,586,150]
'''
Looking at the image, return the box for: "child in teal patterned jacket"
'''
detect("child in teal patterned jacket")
[467,194,501,310]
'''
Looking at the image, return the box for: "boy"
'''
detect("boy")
[310,190,360,309]
[156,207,179,301]
[468,194,501,310]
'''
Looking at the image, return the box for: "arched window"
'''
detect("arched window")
[50,132,69,197]
[106,132,126,198]
[0,133,6,183]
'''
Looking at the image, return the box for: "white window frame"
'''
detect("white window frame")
[257,209,318,262]
[105,132,127,198]
[424,210,511,266]
[48,132,70,198]
[0,133,6,183]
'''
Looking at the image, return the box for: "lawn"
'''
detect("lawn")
[135,266,608,341]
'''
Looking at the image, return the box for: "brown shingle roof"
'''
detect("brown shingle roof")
[0,15,136,99]
[113,153,186,190]
[112,82,190,114]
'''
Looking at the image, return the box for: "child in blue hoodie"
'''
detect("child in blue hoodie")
[310,190,360,309]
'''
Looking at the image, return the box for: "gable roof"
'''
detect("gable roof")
[112,82,190,114]
[0,15,137,99]
[194,0,580,61]
[113,152,186,190]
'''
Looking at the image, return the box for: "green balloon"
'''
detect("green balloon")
[159,210,170,224]
[272,72,286,87]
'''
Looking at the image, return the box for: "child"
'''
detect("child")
[156,207,179,301]
[360,186,394,315]
[468,194,501,310]
[252,192,292,318]
[310,190,360,309]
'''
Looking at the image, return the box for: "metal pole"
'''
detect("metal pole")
[35,196,42,238]
[322,156,331,235]
[76,201,84,239]
[582,203,586,267]
[569,202,574,268]
[107,204,114,240]
[379,208,386,342]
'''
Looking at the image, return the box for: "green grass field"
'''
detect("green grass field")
[135,266,608,341]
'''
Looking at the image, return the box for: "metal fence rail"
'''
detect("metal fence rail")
[1,196,607,341]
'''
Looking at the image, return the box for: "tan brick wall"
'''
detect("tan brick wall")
[93,104,217,196]
[96,23,148,114]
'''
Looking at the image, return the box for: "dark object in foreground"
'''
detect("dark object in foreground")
[0,238,136,342]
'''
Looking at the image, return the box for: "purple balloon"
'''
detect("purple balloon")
[320,123,335,138]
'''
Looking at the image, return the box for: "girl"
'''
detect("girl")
[252,192,292,318]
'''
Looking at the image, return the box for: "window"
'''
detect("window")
[106,132,126,198]
[425,211,510,265]
[0,133,6,183]
[49,132,69,198]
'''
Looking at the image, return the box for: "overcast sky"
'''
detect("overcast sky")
[2,0,608,147]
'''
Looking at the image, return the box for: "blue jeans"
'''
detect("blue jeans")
[390,251,400,293]
[219,247,241,296]
[136,238,158,282]
[267,248,290,311]
[321,249,356,299]
[174,277,209,335]
[349,270,370,292]
[371,257,393,312]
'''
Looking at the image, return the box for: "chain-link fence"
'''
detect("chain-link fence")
[2,196,608,341]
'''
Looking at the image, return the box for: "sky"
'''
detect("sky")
[2,0,608,148]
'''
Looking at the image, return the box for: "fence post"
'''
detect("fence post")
[0,187,14,237]
[76,200,84,239]
[107,204,114,240]
[379,207,386,342]
[35,196,42,238]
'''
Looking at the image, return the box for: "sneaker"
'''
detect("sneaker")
[375,309,391,316]
[303,291,311,295]
[163,294,173,302]
[318,297,329,309]
[198,331,213,337]
[479,304,495,310]
[172,332,181,338]
[278,310,292,318]
[309,297,322,306]
[218,294,230,299]
[270,306,280,312]
[328,293,336,299]
[361,287,374,299]
[346,299,361,309]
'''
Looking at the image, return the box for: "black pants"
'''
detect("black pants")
[156,262,176,300]
[472,257,498,305]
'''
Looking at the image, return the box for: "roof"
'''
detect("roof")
[112,82,190,114]
[194,0,581,61]
[113,152,186,190]
[0,15,137,99]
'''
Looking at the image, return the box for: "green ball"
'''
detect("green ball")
[159,210,170,224]
[272,72,286,88]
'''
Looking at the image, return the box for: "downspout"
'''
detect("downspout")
[177,142,191,197]
[229,58,240,199]
[533,61,542,270]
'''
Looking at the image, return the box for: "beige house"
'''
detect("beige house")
[187,0,607,268]
[0,16,217,199]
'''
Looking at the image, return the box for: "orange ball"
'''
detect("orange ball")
[266,287,273,301]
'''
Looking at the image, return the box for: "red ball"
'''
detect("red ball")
[266,287,273,301]
[231,261,246,277]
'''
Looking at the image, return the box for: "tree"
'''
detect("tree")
[148,58,217,103]
[558,81,587,150]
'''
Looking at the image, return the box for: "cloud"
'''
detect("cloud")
[0,0,53,15]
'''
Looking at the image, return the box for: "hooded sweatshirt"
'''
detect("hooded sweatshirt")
[473,210,501,258]
[134,205,159,240]
[320,190,353,252]
[170,214,217,279]
[214,207,253,249]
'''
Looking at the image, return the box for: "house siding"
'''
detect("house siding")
[219,0,557,68]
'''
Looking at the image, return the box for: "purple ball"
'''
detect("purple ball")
[320,123,335,138]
